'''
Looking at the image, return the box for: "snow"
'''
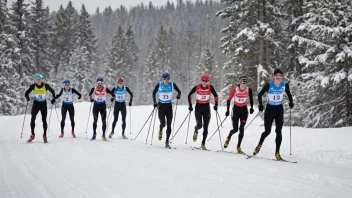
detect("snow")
[0,103,352,198]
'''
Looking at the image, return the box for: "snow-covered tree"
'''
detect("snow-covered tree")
[290,0,352,127]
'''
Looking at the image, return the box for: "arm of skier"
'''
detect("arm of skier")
[24,84,35,99]
[285,83,293,104]
[55,88,63,99]
[126,87,133,103]
[45,84,56,99]
[188,86,196,106]
[106,88,115,98]
[152,83,159,104]
[227,87,236,112]
[173,83,181,99]
[248,88,254,109]
[88,88,94,100]
[72,88,82,99]
[210,85,219,106]
[258,83,270,106]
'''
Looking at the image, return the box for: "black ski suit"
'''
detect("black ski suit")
[110,86,133,135]
[152,82,181,143]
[25,83,55,136]
[226,85,254,147]
[54,88,82,132]
[89,87,115,136]
[257,82,293,153]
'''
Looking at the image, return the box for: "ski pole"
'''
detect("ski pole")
[207,116,228,142]
[244,111,260,130]
[105,101,114,134]
[216,110,224,128]
[216,111,224,151]
[20,101,29,138]
[171,99,179,137]
[133,108,155,140]
[129,105,132,134]
[54,103,60,134]
[146,108,156,144]
[170,111,191,143]
[290,108,292,155]
[47,105,54,136]
[85,102,93,139]
[185,111,192,144]
[150,108,158,145]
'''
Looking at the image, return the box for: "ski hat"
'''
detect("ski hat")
[63,80,70,85]
[162,72,170,79]
[117,77,124,82]
[96,77,104,84]
[35,73,44,79]
[239,76,248,84]
[274,69,283,76]
[201,73,210,81]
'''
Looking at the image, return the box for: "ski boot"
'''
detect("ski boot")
[71,131,76,138]
[27,134,35,142]
[193,130,198,142]
[109,132,114,138]
[201,144,207,150]
[275,152,283,161]
[224,137,231,148]
[122,134,127,139]
[158,131,162,141]
[253,144,262,156]
[59,132,64,138]
[90,134,96,141]
[165,142,171,149]
[43,135,48,143]
[237,146,243,153]
[102,135,107,141]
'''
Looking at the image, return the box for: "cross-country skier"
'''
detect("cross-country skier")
[152,72,181,148]
[253,69,294,160]
[24,73,56,143]
[88,77,115,141]
[187,74,219,150]
[109,77,133,139]
[223,76,254,153]
[54,80,82,138]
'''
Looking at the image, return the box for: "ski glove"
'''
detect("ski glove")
[258,105,264,112]
[110,98,114,102]
[289,103,294,109]
[213,105,218,111]
[26,96,30,102]
[78,96,81,100]
[188,105,193,112]
[225,111,229,117]
[129,102,132,106]
[250,108,254,114]
[153,103,158,108]
[176,94,181,99]
[51,99,55,104]
[90,99,94,103]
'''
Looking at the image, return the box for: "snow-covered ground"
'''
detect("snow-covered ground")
[0,102,351,198]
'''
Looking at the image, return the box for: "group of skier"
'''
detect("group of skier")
[24,69,294,160]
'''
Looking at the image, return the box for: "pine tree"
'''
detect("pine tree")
[125,25,139,98]
[217,0,283,96]
[291,0,352,127]
[141,41,159,105]
[198,47,219,90]
[28,0,53,78]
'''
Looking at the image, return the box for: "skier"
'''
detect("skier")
[253,69,294,160]
[187,74,218,150]
[223,76,254,153]
[152,72,181,148]
[24,73,56,143]
[109,77,133,139]
[54,80,82,138]
[88,77,115,141]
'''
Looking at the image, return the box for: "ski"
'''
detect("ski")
[246,155,297,163]
[190,146,210,151]
[218,150,251,158]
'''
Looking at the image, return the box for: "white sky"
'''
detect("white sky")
[7,0,193,14]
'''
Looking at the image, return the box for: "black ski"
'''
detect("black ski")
[246,155,297,163]
[191,146,210,151]
[218,150,251,158]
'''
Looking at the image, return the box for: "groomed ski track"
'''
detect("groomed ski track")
[0,103,351,198]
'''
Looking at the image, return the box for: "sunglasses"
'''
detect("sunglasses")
[163,78,170,80]
[118,81,123,83]
[240,81,247,84]
[275,76,283,80]
[64,84,70,86]
[202,80,209,83]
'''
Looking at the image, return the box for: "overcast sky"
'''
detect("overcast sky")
[7,0,195,14]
